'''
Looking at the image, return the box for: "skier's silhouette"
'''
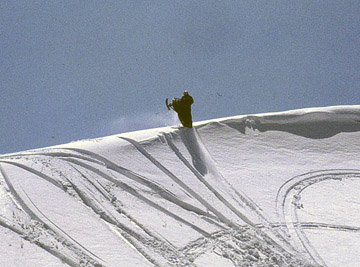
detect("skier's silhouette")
[168,91,194,128]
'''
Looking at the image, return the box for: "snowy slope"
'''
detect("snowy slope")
[1,105,360,267]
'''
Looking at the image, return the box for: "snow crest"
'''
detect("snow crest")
[1,105,360,266]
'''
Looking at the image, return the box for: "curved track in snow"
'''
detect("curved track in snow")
[276,169,360,267]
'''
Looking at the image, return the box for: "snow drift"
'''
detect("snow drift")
[1,105,360,267]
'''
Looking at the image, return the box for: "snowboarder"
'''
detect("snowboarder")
[166,91,194,128]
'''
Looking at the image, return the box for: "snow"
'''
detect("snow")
[1,105,360,266]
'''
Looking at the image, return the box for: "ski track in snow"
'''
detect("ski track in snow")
[161,131,297,255]
[119,136,243,232]
[1,108,360,266]
[0,163,105,267]
[276,169,360,267]
[0,149,217,266]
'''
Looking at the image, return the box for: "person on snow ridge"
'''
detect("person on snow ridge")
[169,91,194,128]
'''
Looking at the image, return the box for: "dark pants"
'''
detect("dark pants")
[173,101,193,128]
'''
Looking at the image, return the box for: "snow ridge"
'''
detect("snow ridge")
[1,105,360,266]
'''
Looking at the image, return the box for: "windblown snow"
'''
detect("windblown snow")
[1,105,360,267]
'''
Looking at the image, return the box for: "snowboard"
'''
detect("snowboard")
[166,98,172,110]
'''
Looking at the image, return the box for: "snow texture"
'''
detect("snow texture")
[1,105,360,266]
